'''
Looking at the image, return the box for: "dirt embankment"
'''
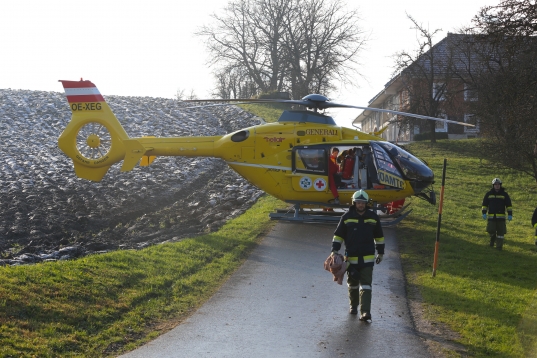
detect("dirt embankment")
[0,89,264,265]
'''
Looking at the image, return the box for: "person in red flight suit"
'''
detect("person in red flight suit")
[341,148,356,180]
[328,154,341,203]
[330,147,339,165]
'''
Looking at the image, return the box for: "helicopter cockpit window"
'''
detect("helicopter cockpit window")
[293,148,327,175]
[375,141,434,183]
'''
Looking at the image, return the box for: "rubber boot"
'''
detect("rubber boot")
[359,311,372,321]
[496,237,504,250]
[489,235,496,247]
[349,289,359,314]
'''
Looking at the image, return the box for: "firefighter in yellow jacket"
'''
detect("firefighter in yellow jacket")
[331,190,385,321]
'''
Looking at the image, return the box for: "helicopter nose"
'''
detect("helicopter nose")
[405,164,435,204]
[407,169,434,193]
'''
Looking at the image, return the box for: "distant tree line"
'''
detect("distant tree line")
[196,0,365,100]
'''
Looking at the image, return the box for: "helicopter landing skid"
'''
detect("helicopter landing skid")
[269,203,412,226]
[379,208,413,227]
[378,204,411,219]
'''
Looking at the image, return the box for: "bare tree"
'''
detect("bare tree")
[281,0,365,98]
[392,14,463,143]
[197,0,365,99]
[176,88,198,100]
[459,0,537,181]
[212,65,258,99]
[197,0,292,96]
[473,0,537,38]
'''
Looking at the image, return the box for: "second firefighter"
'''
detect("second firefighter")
[481,177,513,250]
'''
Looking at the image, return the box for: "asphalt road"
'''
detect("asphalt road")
[120,222,431,357]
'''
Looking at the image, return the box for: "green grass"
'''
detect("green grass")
[0,195,282,357]
[399,139,537,357]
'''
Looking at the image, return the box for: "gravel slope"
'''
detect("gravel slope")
[0,89,264,265]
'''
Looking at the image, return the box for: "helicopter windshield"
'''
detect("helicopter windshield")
[374,142,434,183]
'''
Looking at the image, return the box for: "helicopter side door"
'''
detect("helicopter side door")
[289,146,331,193]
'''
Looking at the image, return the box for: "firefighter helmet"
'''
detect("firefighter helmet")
[352,190,369,203]
[492,178,502,185]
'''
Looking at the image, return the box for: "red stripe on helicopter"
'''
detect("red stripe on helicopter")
[59,80,105,103]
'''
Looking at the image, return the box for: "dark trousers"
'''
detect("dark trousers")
[487,220,506,249]
[347,265,373,313]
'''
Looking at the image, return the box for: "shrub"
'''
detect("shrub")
[413,132,449,141]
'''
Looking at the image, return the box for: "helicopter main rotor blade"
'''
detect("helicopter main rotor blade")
[182,98,315,108]
[183,95,474,127]
[340,104,476,127]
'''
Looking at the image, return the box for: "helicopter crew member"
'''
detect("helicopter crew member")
[328,147,341,203]
[328,154,341,204]
[341,148,356,180]
[531,208,537,245]
[330,147,339,164]
[482,178,513,250]
[331,190,384,321]
[336,149,348,167]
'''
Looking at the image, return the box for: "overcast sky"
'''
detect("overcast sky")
[1,0,499,126]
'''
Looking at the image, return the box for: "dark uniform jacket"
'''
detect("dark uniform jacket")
[481,188,512,220]
[332,206,384,267]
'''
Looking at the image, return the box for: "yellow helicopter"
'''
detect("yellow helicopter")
[57,79,473,224]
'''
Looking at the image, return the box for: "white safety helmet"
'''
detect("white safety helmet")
[352,190,369,204]
[492,178,502,185]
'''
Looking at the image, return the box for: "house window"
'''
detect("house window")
[433,82,446,101]
[464,84,478,101]
[464,113,479,133]
[435,113,448,132]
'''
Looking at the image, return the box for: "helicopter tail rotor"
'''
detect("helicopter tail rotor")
[58,79,130,181]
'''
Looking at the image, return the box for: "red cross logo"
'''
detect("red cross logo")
[314,178,326,191]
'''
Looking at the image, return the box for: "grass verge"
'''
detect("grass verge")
[0,195,282,357]
[400,139,537,357]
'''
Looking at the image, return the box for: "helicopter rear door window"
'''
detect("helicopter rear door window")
[293,148,327,175]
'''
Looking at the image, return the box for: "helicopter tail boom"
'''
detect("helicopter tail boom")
[120,136,222,172]
[58,79,225,181]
